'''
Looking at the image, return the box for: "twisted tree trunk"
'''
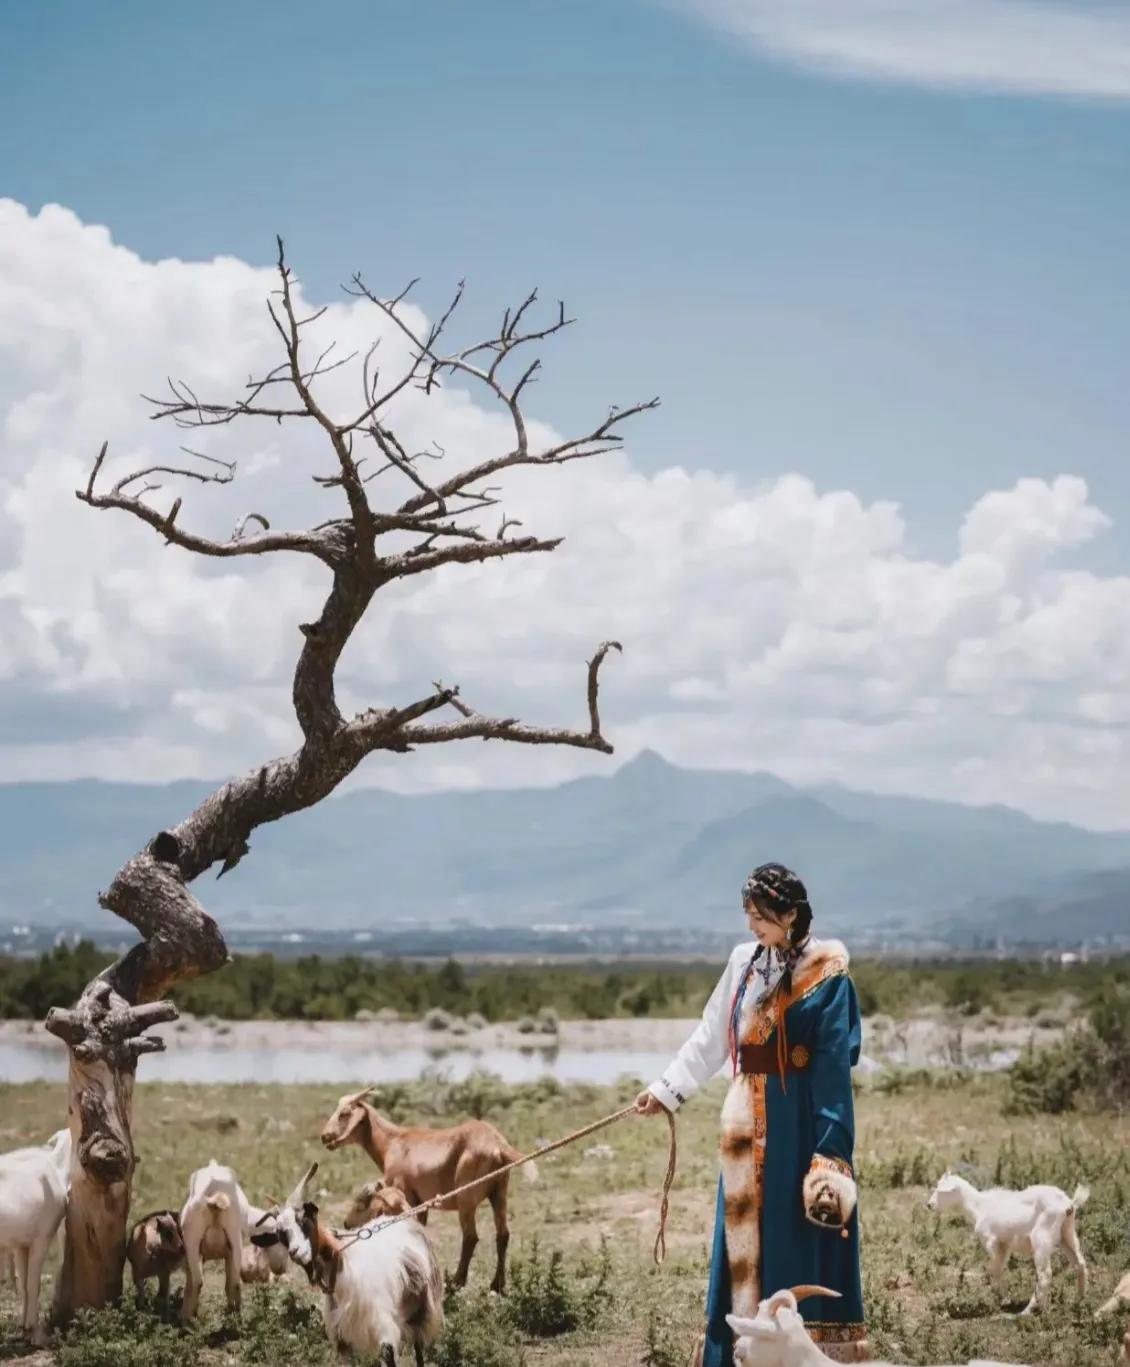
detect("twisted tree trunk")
[44,240,654,1321]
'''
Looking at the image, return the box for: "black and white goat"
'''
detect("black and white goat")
[254,1161,443,1366]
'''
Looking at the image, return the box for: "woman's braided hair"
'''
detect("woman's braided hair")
[742,861,813,994]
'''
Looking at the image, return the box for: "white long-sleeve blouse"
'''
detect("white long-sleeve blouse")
[647,940,786,1113]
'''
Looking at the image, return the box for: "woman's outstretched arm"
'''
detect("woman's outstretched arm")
[636,949,745,1115]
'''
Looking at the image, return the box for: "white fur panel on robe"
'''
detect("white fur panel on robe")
[719,1074,763,1318]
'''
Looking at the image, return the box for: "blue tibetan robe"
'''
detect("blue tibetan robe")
[648,938,867,1366]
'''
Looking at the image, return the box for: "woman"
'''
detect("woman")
[636,862,867,1364]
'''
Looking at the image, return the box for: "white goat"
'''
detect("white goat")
[725,1285,1026,1366]
[255,1161,443,1366]
[1097,1271,1130,1319]
[179,1160,250,1322]
[0,1128,72,1345]
[927,1172,1088,1313]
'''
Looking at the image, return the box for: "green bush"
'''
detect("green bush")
[432,1286,525,1367]
[1006,986,1130,1115]
[640,1309,690,1367]
[505,1238,609,1338]
[240,1286,336,1365]
[56,1301,201,1367]
[1006,1037,1090,1116]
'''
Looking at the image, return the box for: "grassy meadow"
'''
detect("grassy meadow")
[0,1070,1127,1366]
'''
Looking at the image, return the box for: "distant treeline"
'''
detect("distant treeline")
[0,941,1128,1022]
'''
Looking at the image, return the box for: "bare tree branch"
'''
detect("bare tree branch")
[380,533,562,580]
[76,445,339,563]
[270,238,374,548]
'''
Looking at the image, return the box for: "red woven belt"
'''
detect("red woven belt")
[739,1041,810,1074]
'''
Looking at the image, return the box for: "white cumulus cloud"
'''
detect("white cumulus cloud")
[671,0,1130,100]
[2,200,1130,827]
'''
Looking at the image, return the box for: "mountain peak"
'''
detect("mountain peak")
[614,748,676,779]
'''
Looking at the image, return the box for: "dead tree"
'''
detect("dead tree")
[44,240,657,1321]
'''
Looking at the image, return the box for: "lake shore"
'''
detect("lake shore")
[0,1007,1061,1069]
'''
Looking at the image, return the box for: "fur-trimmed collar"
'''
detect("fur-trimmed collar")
[730,936,850,971]
[797,936,850,971]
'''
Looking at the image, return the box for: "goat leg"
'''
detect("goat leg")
[24,1236,50,1347]
[490,1229,510,1295]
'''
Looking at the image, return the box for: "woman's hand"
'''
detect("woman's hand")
[634,1089,669,1116]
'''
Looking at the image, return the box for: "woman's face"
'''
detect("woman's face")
[744,897,795,949]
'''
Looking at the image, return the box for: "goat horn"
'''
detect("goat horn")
[766,1290,797,1316]
[286,1161,319,1208]
[790,1285,841,1303]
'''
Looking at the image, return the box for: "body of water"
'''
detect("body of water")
[0,1039,1019,1085]
[0,1041,674,1087]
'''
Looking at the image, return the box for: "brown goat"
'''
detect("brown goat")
[321,1089,536,1293]
[344,1180,416,1230]
[126,1209,185,1307]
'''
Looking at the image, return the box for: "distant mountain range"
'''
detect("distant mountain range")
[2,751,1129,947]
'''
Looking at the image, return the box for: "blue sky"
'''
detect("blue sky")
[4,1,1130,825]
[4,0,1129,563]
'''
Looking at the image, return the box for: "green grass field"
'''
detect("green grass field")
[1,1071,1127,1366]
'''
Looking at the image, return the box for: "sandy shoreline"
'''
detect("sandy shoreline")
[0,1013,697,1055]
[0,1010,1063,1070]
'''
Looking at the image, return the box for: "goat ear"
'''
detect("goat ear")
[337,1101,369,1143]
[725,1315,759,1337]
[251,1231,281,1248]
[255,1207,277,1227]
[303,1200,320,1220]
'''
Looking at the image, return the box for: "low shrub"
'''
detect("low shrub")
[56,1301,201,1367]
[506,1238,609,1337]
[240,1285,336,1365]
[433,1286,525,1367]
[640,1308,691,1367]
[1005,987,1130,1115]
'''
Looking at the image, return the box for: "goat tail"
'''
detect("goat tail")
[205,1193,231,1215]
[1070,1184,1091,1211]
[501,1146,538,1183]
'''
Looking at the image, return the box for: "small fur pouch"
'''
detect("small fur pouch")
[802,1154,857,1236]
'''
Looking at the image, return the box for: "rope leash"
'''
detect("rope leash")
[337,1103,677,1266]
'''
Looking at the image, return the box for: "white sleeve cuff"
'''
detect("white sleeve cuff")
[649,1076,689,1113]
